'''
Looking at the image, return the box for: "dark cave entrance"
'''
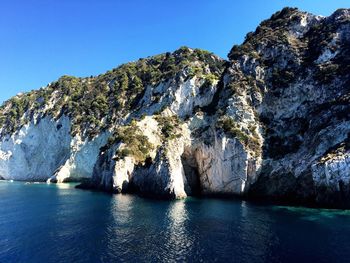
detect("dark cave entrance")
[181,150,201,196]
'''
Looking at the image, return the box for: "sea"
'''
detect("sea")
[1,181,350,263]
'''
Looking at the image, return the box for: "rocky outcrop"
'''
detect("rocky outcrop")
[0,48,224,185]
[192,135,259,195]
[226,7,350,208]
[129,140,188,199]
[1,7,350,207]
[0,116,71,181]
[49,131,110,183]
[0,114,109,182]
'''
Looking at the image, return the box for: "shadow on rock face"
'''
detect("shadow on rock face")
[181,150,201,196]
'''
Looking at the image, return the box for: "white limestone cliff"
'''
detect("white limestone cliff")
[0,115,108,182]
[1,8,350,208]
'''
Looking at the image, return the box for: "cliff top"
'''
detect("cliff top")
[0,46,225,138]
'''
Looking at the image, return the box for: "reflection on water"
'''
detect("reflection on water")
[1,182,350,263]
[164,201,192,262]
[55,183,75,190]
[110,194,134,225]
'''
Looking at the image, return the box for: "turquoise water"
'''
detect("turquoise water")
[1,181,350,263]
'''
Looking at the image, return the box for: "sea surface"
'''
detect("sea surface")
[1,181,350,263]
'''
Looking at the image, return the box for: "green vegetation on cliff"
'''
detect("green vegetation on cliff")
[217,116,261,155]
[110,120,154,163]
[155,115,182,141]
[0,47,224,138]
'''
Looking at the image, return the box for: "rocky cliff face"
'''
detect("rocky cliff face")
[226,8,350,207]
[1,7,350,208]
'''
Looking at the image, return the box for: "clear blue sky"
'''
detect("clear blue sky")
[0,0,349,103]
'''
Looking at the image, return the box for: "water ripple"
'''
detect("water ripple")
[1,182,350,262]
